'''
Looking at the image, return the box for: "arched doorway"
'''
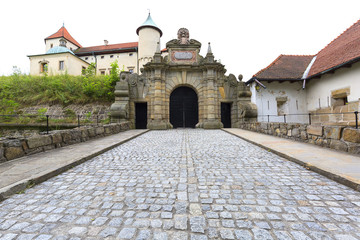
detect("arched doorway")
[170,87,198,128]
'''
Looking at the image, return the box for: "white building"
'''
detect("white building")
[28,14,163,76]
[247,19,360,126]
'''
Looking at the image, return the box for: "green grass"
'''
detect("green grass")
[0,73,116,115]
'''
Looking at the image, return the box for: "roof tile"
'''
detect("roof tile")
[254,55,314,80]
[45,26,82,48]
[75,42,138,54]
[308,19,360,77]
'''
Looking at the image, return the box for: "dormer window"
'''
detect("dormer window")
[59,39,67,47]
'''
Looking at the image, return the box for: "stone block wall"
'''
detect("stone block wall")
[237,122,360,155]
[20,103,111,120]
[0,122,130,163]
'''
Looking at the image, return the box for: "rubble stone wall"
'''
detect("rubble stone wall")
[237,122,360,155]
[0,122,130,163]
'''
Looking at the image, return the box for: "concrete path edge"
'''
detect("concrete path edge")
[222,128,360,192]
[0,129,150,201]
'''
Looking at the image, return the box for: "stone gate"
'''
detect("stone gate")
[110,28,257,129]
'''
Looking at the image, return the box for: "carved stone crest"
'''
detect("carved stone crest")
[177,28,190,45]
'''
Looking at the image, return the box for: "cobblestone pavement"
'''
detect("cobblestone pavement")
[1,129,360,240]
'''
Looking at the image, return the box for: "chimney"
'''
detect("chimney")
[104,40,108,46]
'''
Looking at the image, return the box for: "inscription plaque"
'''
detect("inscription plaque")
[171,51,196,63]
[174,52,193,60]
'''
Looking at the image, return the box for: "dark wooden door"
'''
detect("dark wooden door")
[170,87,198,128]
[221,102,231,128]
[135,102,147,129]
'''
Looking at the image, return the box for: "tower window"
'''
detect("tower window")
[59,61,64,70]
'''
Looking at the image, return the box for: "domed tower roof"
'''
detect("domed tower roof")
[46,46,75,55]
[136,13,162,37]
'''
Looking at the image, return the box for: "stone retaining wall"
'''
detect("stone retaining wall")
[237,122,360,155]
[20,103,111,120]
[0,122,130,163]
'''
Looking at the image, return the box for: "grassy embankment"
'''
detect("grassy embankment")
[0,71,117,125]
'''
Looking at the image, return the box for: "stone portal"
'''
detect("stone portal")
[110,28,257,129]
[170,87,198,128]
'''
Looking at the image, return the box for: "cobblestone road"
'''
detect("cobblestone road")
[1,129,360,240]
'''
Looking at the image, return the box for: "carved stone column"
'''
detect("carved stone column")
[233,75,257,127]
[110,72,130,123]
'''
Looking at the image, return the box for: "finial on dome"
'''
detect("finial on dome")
[156,42,160,53]
[207,42,212,54]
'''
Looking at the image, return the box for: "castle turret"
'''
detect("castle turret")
[136,13,162,72]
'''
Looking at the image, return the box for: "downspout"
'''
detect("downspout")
[92,51,97,75]
[302,56,317,89]
[136,47,139,74]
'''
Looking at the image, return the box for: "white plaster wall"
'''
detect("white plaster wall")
[138,28,160,71]
[29,53,89,76]
[252,81,308,123]
[306,61,360,111]
[80,51,138,75]
[45,38,79,53]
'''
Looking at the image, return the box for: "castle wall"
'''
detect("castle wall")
[79,51,138,75]
[29,53,89,76]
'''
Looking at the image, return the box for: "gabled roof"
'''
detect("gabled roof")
[247,55,314,84]
[45,26,82,48]
[308,19,360,78]
[136,13,162,37]
[74,42,138,56]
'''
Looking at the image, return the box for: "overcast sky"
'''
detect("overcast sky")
[1,0,359,81]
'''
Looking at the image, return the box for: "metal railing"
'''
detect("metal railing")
[258,111,358,129]
[0,114,111,134]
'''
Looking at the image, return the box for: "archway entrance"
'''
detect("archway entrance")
[135,102,147,129]
[221,102,231,128]
[170,87,198,128]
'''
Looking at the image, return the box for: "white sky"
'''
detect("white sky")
[0,0,359,81]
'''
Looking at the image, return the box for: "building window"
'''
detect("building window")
[59,61,64,70]
[101,56,104,59]
[331,87,350,107]
[85,57,88,60]
[50,44,53,48]
[41,63,48,73]
[110,55,114,58]
[276,97,287,116]
[100,71,105,75]
[129,53,133,56]
[127,67,135,73]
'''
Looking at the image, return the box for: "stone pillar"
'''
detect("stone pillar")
[147,68,170,129]
[203,68,223,129]
[110,72,130,123]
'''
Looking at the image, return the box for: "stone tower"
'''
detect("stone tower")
[136,13,162,73]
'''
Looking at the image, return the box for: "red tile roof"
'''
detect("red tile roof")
[308,19,360,78]
[75,42,138,55]
[45,26,82,48]
[253,55,314,80]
